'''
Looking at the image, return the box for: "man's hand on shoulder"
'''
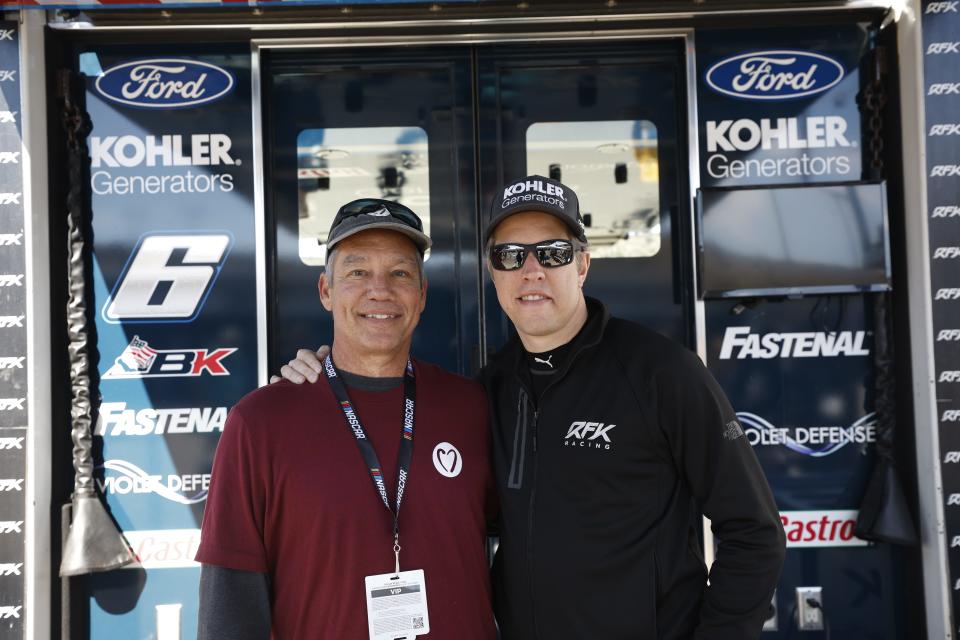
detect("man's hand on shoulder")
[268,345,330,384]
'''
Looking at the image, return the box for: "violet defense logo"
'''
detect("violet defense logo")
[705,50,845,101]
[95,59,235,109]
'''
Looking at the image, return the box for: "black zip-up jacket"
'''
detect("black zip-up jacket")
[481,298,785,640]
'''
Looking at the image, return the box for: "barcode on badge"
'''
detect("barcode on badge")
[412,616,424,630]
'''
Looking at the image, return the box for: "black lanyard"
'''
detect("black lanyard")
[324,355,416,539]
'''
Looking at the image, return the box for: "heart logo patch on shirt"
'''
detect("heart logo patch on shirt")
[432,442,463,478]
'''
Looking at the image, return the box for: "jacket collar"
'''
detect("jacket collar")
[491,296,609,383]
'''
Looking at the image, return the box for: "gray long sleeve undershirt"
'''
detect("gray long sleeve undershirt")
[197,371,402,639]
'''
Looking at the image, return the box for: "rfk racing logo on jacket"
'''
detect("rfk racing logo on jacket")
[564,420,616,450]
[102,335,235,379]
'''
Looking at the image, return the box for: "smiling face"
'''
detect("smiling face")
[319,229,427,375]
[488,211,590,353]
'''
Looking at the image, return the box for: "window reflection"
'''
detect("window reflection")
[296,126,431,266]
[526,120,660,258]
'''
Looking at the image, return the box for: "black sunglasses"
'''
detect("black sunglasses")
[334,199,424,231]
[489,239,576,271]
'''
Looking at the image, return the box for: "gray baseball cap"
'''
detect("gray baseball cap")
[485,174,587,244]
[327,198,432,255]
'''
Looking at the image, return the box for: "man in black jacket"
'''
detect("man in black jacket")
[481,175,784,639]
[281,175,786,639]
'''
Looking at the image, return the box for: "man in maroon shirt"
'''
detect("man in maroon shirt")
[196,199,497,639]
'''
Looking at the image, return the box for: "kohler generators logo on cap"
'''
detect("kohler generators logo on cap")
[502,178,568,205]
[96,59,235,109]
[705,50,845,100]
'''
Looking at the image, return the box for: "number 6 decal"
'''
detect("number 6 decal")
[103,232,233,323]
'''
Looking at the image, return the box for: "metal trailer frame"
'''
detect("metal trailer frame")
[10,1,948,637]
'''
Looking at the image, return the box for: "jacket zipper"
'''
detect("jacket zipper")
[526,403,540,639]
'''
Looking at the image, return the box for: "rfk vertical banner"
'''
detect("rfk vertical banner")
[923,0,960,632]
[0,21,25,640]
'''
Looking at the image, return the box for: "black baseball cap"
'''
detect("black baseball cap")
[485,174,587,244]
[326,198,432,255]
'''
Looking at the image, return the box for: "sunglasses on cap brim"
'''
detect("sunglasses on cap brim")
[335,199,424,231]
[489,239,576,271]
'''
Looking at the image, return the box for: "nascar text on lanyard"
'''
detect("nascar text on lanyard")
[325,355,431,640]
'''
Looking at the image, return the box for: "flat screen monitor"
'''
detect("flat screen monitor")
[697,182,891,299]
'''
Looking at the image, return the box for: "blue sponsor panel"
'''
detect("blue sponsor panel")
[81,45,256,640]
[706,296,907,637]
[0,21,25,640]
[923,0,960,628]
[695,25,868,187]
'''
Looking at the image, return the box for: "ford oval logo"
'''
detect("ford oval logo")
[95,59,235,109]
[705,50,845,101]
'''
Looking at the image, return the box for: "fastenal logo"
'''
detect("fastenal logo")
[94,402,227,436]
[705,50,845,100]
[103,335,235,379]
[97,459,209,505]
[96,59,235,109]
[718,327,869,359]
[564,420,616,450]
[738,412,876,456]
[780,510,867,547]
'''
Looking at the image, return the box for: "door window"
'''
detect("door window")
[296,126,432,266]
[526,119,660,258]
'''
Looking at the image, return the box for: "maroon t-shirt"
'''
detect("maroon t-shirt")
[197,360,496,639]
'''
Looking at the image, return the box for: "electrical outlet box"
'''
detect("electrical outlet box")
[795,586,824,631]
[762,590,778,631]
